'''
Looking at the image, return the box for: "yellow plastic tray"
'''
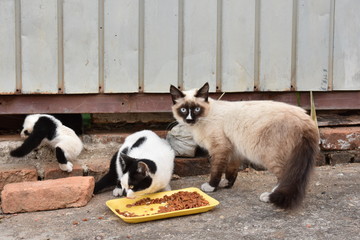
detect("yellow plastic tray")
[106,187,219,223]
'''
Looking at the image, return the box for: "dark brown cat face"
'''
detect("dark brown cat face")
[176,102,205,124]
[170,83,209,125]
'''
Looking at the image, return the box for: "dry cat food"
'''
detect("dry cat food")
[115,191,210,218]
[115,209,142,217]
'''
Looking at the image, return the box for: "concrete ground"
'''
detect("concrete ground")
[1,163,359,240]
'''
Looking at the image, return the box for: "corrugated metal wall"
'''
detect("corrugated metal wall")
[1,0,360,95]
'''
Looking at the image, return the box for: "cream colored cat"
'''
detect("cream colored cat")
[170,82,319,210]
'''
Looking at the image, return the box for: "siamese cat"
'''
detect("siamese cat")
[170,83,319,210]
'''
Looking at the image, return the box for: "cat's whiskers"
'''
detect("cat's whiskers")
[166,121,178,130]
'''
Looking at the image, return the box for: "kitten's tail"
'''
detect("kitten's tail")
[269,134,318,210]
[10,132,45,157]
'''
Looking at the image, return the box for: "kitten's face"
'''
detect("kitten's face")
[20,115,38,138]
[120,154,154,198]
[121,171,152,198]
[170,83,210,125]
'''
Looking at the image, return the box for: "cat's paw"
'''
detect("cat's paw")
[259,192,271,203]
[163,184,171,191]
[218,179,229,188]
[113,187,124,197]
[59,162,73,172]
[201,182,216,192]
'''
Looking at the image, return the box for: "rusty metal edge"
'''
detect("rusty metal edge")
[0,91,359,114]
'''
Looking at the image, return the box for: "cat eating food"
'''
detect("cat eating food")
[170,83,319,210]
[94,130,175,198]
[10,114,83,172]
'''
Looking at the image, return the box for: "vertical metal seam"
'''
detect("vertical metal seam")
[216,0,223,92]
[138,0,145,93]
[98,0,105,93]
[15,0,22,94]
[328,0,335,91]
[177,0,184,90]
[291,0,298,91]
[253,0,260,91]
[57,0,64,94]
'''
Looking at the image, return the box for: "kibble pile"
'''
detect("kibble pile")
[115,191,210,218]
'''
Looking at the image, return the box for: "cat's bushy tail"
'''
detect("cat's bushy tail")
[269,134,318,210]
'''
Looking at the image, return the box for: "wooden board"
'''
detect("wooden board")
[104,0,139,93]
[183,0,217,91]
[0,0,16,94]
[317,112,360,127]
[296,0,330,91]
[63,0,99,93]
[221,0,255,92]
[21,0,58,94]
[143,0,178,92]
[259,0,293,91]
[333,0,360,90]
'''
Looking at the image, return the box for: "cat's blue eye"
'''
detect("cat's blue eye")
[194,107,201,112]
[180,108,187,113]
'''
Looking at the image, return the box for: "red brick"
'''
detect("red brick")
[320,127,360,151]
[82,133,129,144]
[43,163,84,180]
[316,151,327,166]
[328,150,360,165]
[0,164,38,192]
[85,158,110,182]
[174,157,210,176]
[354,151,360,163]
[1,176,94,213]
[82,130,168,144]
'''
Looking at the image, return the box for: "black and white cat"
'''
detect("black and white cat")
[94,130,175,198]
[10,114,83,172]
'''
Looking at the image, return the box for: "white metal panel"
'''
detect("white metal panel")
[2,0,360,96]
[221,0,255,92]
[144,0,178,93]
[183,0,217,91]
[259,0,293,91]
[0,0,16,93]
[104,0,139,93]
[21,0,58,94]
[63,0,99,93]
[296,0,330,91]
[333,0,360,90]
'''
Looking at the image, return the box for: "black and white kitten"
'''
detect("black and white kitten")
[94,130,175,198]
[10,114,83,172]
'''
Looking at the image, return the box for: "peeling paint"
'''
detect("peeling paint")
[346,133,359,142]
[337,139,351,150]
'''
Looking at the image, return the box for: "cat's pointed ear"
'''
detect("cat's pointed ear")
[195,82,209,102]
[120,153,135,165]
[170,85,185,104]
[137,161,149,177]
